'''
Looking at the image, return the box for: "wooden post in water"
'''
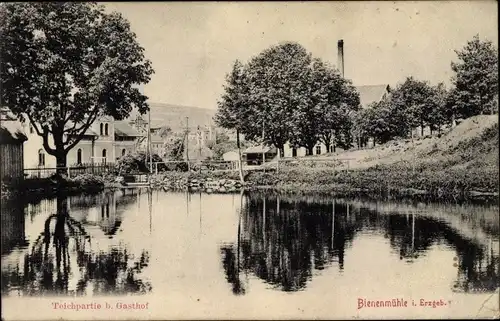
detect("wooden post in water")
[185,117,190,172]
[148,107,153,175]
[411,213,415,253]
[263,195,266,245]
[276,194,280,216]
[236,129,244,183]
[332,200,335,248]
[411,126,416,175]
[261,122,265,173]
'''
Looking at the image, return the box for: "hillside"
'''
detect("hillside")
[130,102,216,132]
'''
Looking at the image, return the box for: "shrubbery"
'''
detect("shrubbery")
[115,152,189,174]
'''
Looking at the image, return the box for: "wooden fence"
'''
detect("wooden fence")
[23,157,354,179]
[24,163,115,179]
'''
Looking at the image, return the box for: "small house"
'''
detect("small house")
[242,145,277,165]
[0,119,28,184]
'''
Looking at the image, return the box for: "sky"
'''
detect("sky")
[105,1,498,110]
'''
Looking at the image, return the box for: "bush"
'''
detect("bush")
[70,173,105,188]
[116,152,165,174]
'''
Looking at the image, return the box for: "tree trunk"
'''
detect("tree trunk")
[326,145,330,153]
[56,150,68,176]
[333,145,336,153]
[307,146,314,156]
[236,129,244,183]
[421,121,424,137]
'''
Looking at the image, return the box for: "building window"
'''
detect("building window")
[100,123,104,135]
[102,149,107,163]
[315,145,321,155]
[38,149,45,167]
[77,148,82,165]
[122,149,126,156]
[104,123,109,136]
[29,125,34,134]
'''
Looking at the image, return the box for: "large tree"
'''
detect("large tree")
[243,42,312,155]
[0,3,153,169]
[450,35,498,117]
[292,58,359,154]
[389,77,434,137]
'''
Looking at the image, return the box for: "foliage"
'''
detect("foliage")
[0,2,154,167]
[389,76,435,134]
[116,152,167,174]
[156,126,172,138]
[450,34,498,117]
[208,140,248,160]
[214,60,247,132]
[243,42,313,151]
[216,42,360,154]
[291,58,360,153]
[163,135,185,161]
[425,83,449,132]
[216,131,230,144]
[362,100,401,144]
[69,173,105,188]
[358,77,452,144]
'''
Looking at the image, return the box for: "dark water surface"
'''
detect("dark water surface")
[1,189,499,303]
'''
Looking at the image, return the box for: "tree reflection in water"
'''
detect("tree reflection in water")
[1,190,152,296]
[220,193,499,295]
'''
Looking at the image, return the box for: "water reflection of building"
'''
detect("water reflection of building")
[0,197,28,255]
[69,190,139,238]
[220,194,500,295]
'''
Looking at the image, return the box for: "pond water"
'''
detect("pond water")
[1,189,499,319]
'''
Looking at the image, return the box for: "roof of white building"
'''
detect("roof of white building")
[243,145,277,154]
[114,121,142,137]
[355,84,390,109]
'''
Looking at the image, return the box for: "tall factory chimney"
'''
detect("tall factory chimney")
[337,39,344,78]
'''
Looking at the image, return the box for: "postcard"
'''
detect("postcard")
[1,1,498,320]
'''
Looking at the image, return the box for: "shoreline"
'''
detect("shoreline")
[2,167,498,203]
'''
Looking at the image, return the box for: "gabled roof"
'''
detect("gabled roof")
[243,145,277,154]
[355,84,390,109]
[0,120,27,143]
[114,121,142,137]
